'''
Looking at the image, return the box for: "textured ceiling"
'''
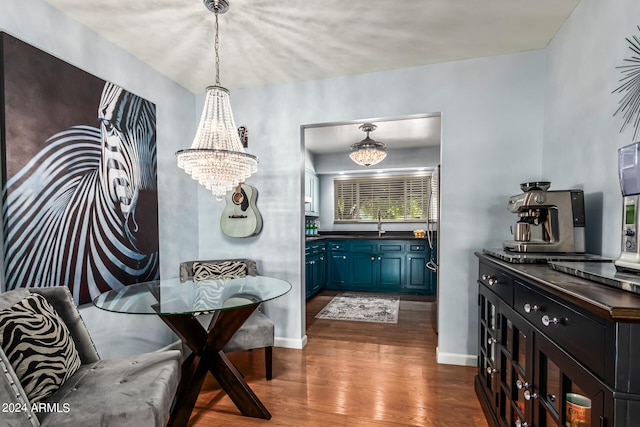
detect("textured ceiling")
[42,0,581,94]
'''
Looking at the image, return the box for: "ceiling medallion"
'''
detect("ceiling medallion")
[176,0,258,200]
[349,123,387,167]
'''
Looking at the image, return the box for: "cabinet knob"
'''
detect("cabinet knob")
[371,256,375,261]
[515,420,529,427]
[343,256,346,260]
[378,256,381,260]
[320,257,324,261]
[487,337,497,345]
[523,303,539,313]
[486,367,497,376]
[541,315,560,327]
[523,390,538,400]
[482,274,489,280]
[515,379,529,390]
[488,278,498,286]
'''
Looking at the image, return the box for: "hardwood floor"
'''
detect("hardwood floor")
[187,291,488,426]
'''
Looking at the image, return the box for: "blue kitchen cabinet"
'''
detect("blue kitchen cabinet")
[305,241,326,299]
[320,238,435,295]
[326,241,349,290]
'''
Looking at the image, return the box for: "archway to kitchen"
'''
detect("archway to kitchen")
[301,113,442,339]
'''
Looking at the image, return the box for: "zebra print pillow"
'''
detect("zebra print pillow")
[193,261,248,281]
[0,293,81,403]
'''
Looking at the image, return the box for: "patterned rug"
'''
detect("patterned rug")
[315,293,400,323]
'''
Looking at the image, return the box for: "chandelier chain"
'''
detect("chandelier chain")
[214,9,220,86]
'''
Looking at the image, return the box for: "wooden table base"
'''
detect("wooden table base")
[160,304,271,427]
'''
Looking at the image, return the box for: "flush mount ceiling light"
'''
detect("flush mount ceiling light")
[349,123,387,167]
[176,0,258,200]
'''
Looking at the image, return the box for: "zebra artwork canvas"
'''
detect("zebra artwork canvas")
[0,33,159,305]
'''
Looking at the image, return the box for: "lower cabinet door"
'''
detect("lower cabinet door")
[327,254,349,290]
[406,255,427,290]
[378,254,403,290]
[533,333,610,427]
[350,254,375,289]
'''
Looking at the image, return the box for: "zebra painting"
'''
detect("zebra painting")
[1,80,159,305]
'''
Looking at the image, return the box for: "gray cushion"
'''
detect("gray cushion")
[0,293,82,403]
[38,349,182,427]
[223,311,274,353]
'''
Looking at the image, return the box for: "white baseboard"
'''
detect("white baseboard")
[275,334,307,349]
[436,346,477,366]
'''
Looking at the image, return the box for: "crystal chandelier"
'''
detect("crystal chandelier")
[349,123,387,167]
[176,0,258,200]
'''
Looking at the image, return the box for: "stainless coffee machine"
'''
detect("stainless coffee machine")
[503,182,586,253]
[616,142,640,272]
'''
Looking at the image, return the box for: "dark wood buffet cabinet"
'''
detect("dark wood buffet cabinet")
[476,252,640,427]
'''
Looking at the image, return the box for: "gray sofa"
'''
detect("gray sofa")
[0,286,181,427]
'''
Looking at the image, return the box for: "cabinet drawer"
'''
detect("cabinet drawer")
[351,243,377,253]
[329,242,348,252]
[379,244,402,252]
[514,283,607,376]
[478,262,513,305]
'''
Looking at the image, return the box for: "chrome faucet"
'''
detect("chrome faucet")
[377,210,385,237]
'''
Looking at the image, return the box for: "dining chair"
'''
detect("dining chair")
[179,259,274,380]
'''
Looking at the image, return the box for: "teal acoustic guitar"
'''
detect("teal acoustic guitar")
[220,183,263,238]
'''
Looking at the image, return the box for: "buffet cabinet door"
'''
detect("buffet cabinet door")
[479,283,501,410]
[532,333,610,427]
[497,305,534,427]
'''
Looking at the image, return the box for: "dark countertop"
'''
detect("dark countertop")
[306,231,431,242]
[482,248,611,264]
[477,251,640,321]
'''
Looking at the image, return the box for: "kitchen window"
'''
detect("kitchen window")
[334,173,438,223]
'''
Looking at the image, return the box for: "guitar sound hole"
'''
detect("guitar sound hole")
[232,192,244,205]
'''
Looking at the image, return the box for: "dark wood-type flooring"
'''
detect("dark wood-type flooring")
[187,291,488,426]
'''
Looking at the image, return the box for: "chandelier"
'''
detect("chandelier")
[349,123,387,167]
[176,0,258,200]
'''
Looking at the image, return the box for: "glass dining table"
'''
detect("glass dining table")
[93,275,291,426]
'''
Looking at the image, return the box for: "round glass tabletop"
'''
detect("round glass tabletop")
[92,276,291,315]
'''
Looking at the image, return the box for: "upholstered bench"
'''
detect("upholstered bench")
[0,286,181,427]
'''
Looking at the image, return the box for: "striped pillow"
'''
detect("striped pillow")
[0,293,81,403]
[193,260,248,281]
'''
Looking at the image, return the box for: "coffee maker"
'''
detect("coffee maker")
[615,142,640,272]
[503,182,586,253]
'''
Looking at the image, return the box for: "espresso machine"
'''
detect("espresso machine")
[503,182,586,253]
[615,142,640,272]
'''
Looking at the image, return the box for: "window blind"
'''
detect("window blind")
[334,173,438,222]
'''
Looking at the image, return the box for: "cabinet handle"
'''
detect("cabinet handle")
[488,278,498,286]
[515,420,529,427]
[482,274,489,280]
[523,303,539,313]
[515,379,529,390]
[523,390,538,400]
[486,367,497,376]
[541,315,560,327]
[487,337,497,345]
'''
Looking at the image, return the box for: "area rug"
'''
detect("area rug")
[315,293,400,323]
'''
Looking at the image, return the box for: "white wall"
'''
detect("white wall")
[0,0,200,358]
[201,51,546,361]
[543,0,639,257]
